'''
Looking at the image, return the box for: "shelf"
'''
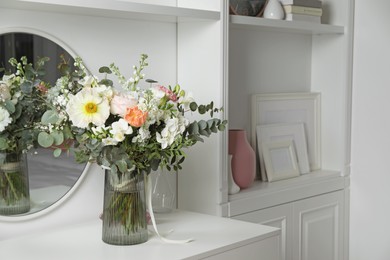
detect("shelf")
[228,170,346,216]
[230,15,344,35]
[0,0,220,23]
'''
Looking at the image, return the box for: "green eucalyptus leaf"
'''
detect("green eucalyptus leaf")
[0,138,8,150]
[99,79,113,87]
[146,79,158,83]
[3,100,15,114]
[20,81,33,94]
[189,102,198,112]
[38,132,54,148]
[188,122,199,135]
[115,159,127,173]
[41,110,60,124]
[198,120,207,130]
[198,105,206,114]
[53,148,62,157]
[51,131,64,145]
[99,66,112,74]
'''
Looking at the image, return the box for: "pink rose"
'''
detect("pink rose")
[110,92,138,117]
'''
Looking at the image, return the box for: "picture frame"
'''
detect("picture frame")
[256,123,310,176]
[261,140,300,182]
[251,92,321,172]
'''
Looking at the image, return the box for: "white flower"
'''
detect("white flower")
[0,107,12,132]
[78,75,98,88]
[179,91,195,110]
[0,83,11,101]
[110,91,138,116]
[66,88,110,128]
[110,119,133,142]
[132,126,150,143]
[94,85,114,100]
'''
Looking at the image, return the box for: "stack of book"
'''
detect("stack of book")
[279,0,322,23]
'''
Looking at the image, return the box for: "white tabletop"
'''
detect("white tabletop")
[0,210,279,260]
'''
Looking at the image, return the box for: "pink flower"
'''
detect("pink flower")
[156,85,178,102]
[110,92,138,117]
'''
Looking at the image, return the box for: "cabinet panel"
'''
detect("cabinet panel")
[233,190,344,260]
[293,191,344,260]
[205,235,280,260]
[233,203,292,260]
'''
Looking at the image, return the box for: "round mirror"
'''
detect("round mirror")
[0,29,87,218]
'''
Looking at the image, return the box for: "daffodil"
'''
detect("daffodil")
[66,88,110,128]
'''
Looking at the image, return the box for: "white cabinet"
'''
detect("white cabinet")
[234,190,344,260]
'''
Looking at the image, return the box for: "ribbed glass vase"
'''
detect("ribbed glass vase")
[102,170,148,245]
[0,152,30,215]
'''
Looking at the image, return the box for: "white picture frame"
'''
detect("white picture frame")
[256,123,310,176]
[261,140,300,182]
[251,92,321,172]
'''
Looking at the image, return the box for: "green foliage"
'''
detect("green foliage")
[0,56,51,153]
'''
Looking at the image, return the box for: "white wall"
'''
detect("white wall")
[350,0,390,259]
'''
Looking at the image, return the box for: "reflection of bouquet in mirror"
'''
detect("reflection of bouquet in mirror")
[0,56,50,215]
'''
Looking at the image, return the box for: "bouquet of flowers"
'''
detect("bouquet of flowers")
[0,56,49,214]
[38,54,226,175]
[37,54,226,240]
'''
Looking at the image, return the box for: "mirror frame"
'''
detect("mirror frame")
[0,26,89,222]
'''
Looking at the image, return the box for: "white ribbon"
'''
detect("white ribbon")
[145,174,193,244]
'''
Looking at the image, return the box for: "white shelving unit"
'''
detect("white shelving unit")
[0,0,354,258]
[224,0,354,258]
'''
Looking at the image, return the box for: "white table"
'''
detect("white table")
[0,210,280,260]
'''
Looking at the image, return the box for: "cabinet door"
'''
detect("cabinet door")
[293,191,344,260]
[233,203,292,260]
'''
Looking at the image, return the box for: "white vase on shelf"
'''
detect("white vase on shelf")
[228,155,240,195]
[263,0,285,20]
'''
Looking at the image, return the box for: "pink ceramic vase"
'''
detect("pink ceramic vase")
[228,129,256,189]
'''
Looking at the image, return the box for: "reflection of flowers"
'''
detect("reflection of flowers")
[0,56,49,153]
[0,107,11,132]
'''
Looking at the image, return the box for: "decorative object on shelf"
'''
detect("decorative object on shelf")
[37,54,227,245]
[263,0,285,20]
[152,169,175,213]
[229,0,267,17]
[227,154,240,195]
[261,139,300,182]
[102,169,147,245]
[0,56,50,216]
[279,0,322,23]
[251,93,321,174]
[0,152,30,215]
[256,123,310,176]
[228,129,256,189]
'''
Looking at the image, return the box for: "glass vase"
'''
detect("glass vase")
[102,170,148,245]
[152,169,176,213]
[0,152,30,215]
